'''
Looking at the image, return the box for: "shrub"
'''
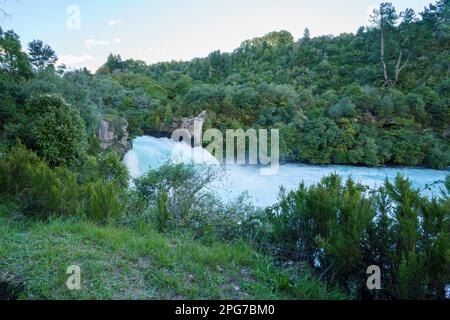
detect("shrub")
[328,97,356,119]
[0,144,79,218]
[97,151,129,188]
[266,174,450,299]
[0,144,125,222]
[192,193,268,243]
[27,95,87,166]
[83,180,125,222]
[134,163,224,228]
[156,190,170,231]
[131,163,267,242]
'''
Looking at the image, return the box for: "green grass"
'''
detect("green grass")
[0,213,346,300]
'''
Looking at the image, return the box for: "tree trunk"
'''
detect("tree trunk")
[393,50,409,86]
[380,28,391,86]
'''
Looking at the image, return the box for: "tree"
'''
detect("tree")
[328,97,356,118]
[371,3,411,86]
[0,27,31,77]
[303,28,311,42]
[98,54,123,74]
[27,95,87,166]
[297,118,342,164]
[28,40,57,71]
[400,8,417,24]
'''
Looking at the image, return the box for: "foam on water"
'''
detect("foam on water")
[124,136,449,207]
[125,136,219,177]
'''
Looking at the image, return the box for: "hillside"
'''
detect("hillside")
[1,3,448,168]
[96,1,449,168]
[0,1,449,301]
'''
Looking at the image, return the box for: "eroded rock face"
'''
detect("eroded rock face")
[180,111,206,146]
[97,118,131,154]
[98,120,114,148]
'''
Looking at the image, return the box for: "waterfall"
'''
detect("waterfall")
[124,136,219,178]
[124,136,449,207]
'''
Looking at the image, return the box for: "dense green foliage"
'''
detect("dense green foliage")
[0,145,126,222]
[97,1,450,168]
[13,95,87,166]
[129,162,449,299]
[134,163,224,230]
[2,2,449,169]
[262,174,450,299]
[0,147,346,299]
[0,1,449,300]
[133,164,263,242]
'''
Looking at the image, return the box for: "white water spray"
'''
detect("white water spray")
[124,136,449,207]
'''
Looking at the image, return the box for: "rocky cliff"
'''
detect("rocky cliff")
[146,111,207,145]
[97,117,131,155]
[179,111,206,146]
[97,112,207,153]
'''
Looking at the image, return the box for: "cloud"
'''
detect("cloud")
[108,19,123,27]
[84,39,110,48]
[112,38,122,44]
[58,53,95,66]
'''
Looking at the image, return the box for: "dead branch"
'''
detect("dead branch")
[380,27,391,87]
[393,50,410,85]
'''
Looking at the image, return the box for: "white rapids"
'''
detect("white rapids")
[124,136,449,207]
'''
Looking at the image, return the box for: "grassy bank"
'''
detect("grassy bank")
[0,212,346,300]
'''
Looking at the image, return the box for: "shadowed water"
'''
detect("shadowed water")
[124,136,449,207]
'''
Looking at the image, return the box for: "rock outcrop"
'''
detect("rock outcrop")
[96,112,206,153]
[179,111,206,146]
[98,117,131,154]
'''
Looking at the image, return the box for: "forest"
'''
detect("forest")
[99,1,450,168]
[0,1,449,300]
[1,2,449,168]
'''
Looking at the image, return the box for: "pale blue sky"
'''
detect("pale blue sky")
[0,0,434,71]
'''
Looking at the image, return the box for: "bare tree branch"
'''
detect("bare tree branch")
[0,0,15,20]
[380,27,391,87]
[393,50,410,85]
[381,29,389,83]
[0,8,10,18]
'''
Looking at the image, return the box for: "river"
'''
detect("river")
[124,136,449,207]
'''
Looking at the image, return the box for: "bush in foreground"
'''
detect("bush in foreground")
[0,144,125,222]
[265,174,450,299]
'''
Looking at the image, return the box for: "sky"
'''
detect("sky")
[0,0,434,71]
